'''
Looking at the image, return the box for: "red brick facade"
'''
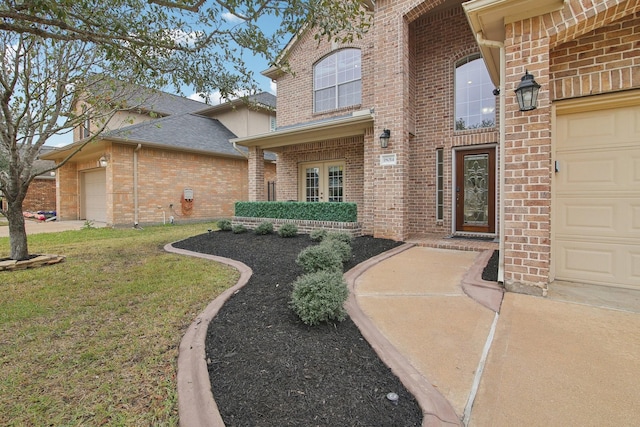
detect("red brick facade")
[22,178,56,212]
[246,0,640,293]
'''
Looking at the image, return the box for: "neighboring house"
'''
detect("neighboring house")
[43,89,276,226]
[0,147,56,214]
[234,0,640,295]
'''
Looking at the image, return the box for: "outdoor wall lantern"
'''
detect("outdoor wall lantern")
[515,70,541,111]
[379,129,391,148]
[98,155,108,168]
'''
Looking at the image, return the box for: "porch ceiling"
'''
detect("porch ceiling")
[463,0,565,84]
[232,110,374,152]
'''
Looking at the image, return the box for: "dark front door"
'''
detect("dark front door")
[455,147,496,234]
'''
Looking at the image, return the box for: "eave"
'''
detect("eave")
[463,0,565,85]
[232,110,374,152]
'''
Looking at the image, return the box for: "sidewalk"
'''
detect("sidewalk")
[350,245,640,426]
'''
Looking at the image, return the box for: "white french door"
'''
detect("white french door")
[299,161,345,202]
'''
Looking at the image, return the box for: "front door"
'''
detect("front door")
[455,147,495,233]
[299,162,345,202]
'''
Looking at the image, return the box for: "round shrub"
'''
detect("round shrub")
[324,232,352,245]
[309,229,328,242]
[255,221,274,235]
[321,239,352,263]
[232,224,247,234]
[290,270,349,326]
[217,219,232,231]
[296,244,343,274]
[278,223,298,238]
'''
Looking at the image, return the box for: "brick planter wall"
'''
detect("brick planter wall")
[232,216,362,237]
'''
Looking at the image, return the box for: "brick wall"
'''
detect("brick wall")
[112,145,249,225]
[550,11,640,100]
[22,178,56,212]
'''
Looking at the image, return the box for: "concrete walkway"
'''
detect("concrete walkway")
[0,220,106,238]
[351,245,640,426]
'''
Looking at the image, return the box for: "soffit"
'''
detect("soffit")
[463,0,565,84]
[232,110,374,152]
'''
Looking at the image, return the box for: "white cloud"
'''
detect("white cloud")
[269,80,277,94]
[222,12,244,24]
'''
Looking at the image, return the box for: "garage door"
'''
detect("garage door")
[554,102,640,289]
[82,170,107,223]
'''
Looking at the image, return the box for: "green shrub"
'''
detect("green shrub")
[309,229,328,242]
[296,244,343,273]
[232,224,247,234]
[321,239,352,263]
[324,232,352,245]
[235,201,357,222]
[278,223,298,238]
[217,219,232,231]
[289,270,349,326]
[254,221,274,235]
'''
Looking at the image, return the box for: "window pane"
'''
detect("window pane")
[315,87,336,112]
[455,57,495,130]
[314,49,361,112]
[338,80,361,108]
[305,168,320,202]
[327,165,343,202]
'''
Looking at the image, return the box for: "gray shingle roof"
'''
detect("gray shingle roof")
[105,113,276,160]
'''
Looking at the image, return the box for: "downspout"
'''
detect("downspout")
[475,32,506,283]
[133,143,142,227]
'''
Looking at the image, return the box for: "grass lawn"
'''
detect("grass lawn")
[0,223,238,426]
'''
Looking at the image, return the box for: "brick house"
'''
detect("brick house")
[43,90,276,227]
[235,0,640,295]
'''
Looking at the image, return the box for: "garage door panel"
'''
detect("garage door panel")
[555,241,637,287]
[555,101,640,289]
[82,170,106,223]
[556,150,640,191]
[558,105,640,150]
[556,198,639,237]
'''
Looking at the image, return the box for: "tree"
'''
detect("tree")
[0,0,371,260]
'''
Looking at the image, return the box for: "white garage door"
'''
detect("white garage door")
[82,170,107,223]
[554,102,640,289]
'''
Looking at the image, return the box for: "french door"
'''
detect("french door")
[299,162,345,202]
[455,147,495,233]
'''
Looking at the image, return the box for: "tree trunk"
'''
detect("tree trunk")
[6,198,29,260]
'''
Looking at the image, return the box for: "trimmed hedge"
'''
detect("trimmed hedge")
[235,201,357,223]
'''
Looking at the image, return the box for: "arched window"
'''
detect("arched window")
[455,55,495,130]
[314,49,361,112]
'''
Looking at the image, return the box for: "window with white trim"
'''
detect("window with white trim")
[314,49,361,113]
[455,55,495,130]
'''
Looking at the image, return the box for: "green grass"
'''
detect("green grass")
[0,223,238,426]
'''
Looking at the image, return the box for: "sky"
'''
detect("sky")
[45,11,280,147]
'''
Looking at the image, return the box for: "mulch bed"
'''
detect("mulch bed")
[173,231,424,426]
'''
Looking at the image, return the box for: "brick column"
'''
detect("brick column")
[369,2,412,240]
[248,146,265,201]
[502,16,552,295]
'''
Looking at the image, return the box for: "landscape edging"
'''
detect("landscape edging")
[164,242,253,427]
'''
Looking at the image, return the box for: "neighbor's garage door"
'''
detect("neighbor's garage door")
[82,170,107,223]
[554,101,640,289]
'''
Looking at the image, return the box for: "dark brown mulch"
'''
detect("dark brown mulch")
[173,231,423,426]
[482,250,499,282]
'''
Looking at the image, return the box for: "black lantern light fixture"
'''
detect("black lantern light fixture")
[515,70,541,111]
[379,129,390,148]
[98,155,108,168]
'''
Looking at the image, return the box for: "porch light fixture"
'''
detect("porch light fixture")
[515,70,541,111]
[379,129,390,148]
[98,155,108,168]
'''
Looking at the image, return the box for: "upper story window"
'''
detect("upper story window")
[314,49,361,113]
[455,55,495,130]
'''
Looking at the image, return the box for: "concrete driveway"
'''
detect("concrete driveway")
[0,220,106,238]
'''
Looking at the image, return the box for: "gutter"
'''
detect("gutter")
[475,32,506,283]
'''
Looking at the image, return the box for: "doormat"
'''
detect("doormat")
[445,235,497,242]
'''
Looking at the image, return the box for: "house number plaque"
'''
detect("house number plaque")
[380,153,397,166]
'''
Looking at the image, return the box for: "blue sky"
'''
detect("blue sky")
[46,12,280,147]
